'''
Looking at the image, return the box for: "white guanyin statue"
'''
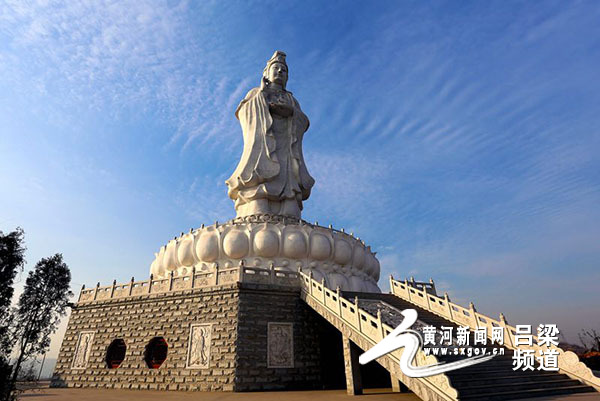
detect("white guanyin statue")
[226,51,315,218]
[149,51,381,293]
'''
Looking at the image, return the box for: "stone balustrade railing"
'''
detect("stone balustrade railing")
[299,271,458,401]
[389,275,600,392]
[77,264,299,304]
[404,276,438,295]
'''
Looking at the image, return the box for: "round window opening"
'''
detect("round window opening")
[105,339,127,369]
[144,337,168,369]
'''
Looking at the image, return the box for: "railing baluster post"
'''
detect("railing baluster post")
[405,279,412,302]
[355,296,361,332]
[499,313,513,348]
[469,302,478,328]
[444,292,453,320]
[93,283,99,301]
[94,282,101,300]
[270,262,275,284]
[377,309,384,340]
[78,284,85,303]
[109,280,116,298]
[429,277,437,295]
[425,290,433,311]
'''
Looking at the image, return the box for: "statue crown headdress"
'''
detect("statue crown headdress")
[264,50,287,73]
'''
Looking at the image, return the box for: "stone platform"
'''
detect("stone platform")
[52,280,324,391]
[26,386,422,400]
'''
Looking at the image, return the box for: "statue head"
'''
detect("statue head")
[263,50,288,89]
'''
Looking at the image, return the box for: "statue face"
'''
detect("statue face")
[268,62,288,87]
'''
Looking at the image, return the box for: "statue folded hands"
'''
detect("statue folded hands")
[226,51,315,218]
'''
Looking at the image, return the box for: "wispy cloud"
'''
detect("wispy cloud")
[0,0,252,151]
[1,0,599,353]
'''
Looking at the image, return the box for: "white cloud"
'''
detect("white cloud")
[0,0,252,151]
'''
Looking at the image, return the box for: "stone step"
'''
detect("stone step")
[347,292,598,400]
[441,354,514,362]
[458,384,596,400]
[448,367,562,377]
[444,361,531,373]
[457,378,582,396]
[449,372,567,386]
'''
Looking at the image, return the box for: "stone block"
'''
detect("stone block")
[52,283,322,392]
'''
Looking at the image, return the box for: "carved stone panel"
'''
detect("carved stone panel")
[267,322,294,368]
[71,331,94,369]
[186,323,212,369]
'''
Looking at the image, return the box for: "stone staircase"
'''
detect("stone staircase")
[347,291,597,400]
[297,271,599,400]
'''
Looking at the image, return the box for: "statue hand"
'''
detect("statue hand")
[269,102,294,117]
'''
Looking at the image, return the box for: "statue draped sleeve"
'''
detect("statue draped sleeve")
[289,95,315,200]
[226,88,279,200]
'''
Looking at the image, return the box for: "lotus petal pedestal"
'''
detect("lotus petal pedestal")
[150,214,380,293]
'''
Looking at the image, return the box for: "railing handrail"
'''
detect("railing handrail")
[298,271,458,400]
[389,275,600,392]
[77,264,299,304]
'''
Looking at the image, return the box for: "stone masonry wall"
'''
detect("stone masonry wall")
[52,282,325,391]
[52,284,239,391]
[235,283,322,390]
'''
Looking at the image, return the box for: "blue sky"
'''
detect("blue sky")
[1,0,599,361]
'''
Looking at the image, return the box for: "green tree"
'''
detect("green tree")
[5,254,72,400]
[0,228,26,352]
[0,228,26,399]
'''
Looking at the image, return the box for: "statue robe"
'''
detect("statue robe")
[226,87,315,210]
